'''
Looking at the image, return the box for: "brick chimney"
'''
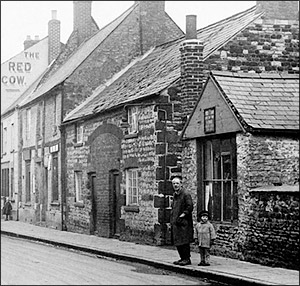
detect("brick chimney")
[73,1,93,45]
[256,1,298,20]
[24,35,40,50]
[48,10,61,64]
[135,1,166,54]
[180,15,204,118]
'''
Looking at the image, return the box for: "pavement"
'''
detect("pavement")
[1,220,299,286]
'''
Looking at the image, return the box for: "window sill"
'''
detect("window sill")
[24,203,31,207]
[124,133,138,139]
[50,201,60,207]
[74,202,84,208]
[124,205,139,213]
[73,142,83,148]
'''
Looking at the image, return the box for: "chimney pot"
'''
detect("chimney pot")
[35,35,39,41]
[51,10,57,20]
[26,35,31,40]
[186,15,197,40]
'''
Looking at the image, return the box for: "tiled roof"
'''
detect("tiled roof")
[20,3,136,107]
[211,71,299,131]
[64,5,263,122]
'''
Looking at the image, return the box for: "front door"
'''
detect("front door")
[89,173,97,235]
[109,170,121,237]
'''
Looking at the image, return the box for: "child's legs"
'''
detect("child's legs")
[204,248,210,263]
[199,247,205,262]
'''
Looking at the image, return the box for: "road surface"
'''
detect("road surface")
[1,235,224,285]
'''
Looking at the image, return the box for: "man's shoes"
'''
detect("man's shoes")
[173,259,182,265]
[178,259,191,266]
[198,262,210,266]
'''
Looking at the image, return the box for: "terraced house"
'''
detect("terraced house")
[61,0,298,269]
[1,10,62,218]
[16,1,183,229]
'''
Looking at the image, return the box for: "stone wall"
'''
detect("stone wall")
[205,17,299,74]
[182,132,299,269]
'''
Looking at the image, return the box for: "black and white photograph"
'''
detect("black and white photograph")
[1,1,299,285]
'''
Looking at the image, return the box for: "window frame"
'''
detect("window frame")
[75,171,83,203]
[10,122,14,151]
[125,168,139,205]
[204,107,216,134]
[25,108,31,141]
[128,106,139,134]
[201,136,238,223]
[76,123,84,143]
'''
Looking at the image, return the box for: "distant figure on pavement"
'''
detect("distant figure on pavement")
[170,177,194,266]
[194,210,216,266]
[3,199,12,221]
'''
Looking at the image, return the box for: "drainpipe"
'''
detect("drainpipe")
[158,108,167,245]
[60,83,66,231]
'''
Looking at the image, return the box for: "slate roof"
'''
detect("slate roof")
[64,5,263,123]
[20,3,136,107]
[211,71,299,131]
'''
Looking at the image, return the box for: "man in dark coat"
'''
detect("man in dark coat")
[170,177,194,266]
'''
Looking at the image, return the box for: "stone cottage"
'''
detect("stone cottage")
[182,71,299,269]
[62,0,298,269]
[16,1,183,229]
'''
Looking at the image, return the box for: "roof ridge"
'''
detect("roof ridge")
[211,71,300,80]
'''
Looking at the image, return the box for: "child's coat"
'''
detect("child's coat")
[195,221,216,248]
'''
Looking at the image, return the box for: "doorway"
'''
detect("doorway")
[109,170,121,238]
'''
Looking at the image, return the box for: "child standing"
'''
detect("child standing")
[195,210,216,266]
[3,199,12,221]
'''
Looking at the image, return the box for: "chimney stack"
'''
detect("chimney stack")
[23,35,40,50]
[256,1,298,20]
[48,10,61,64]
[73,1,93,45]
[185,15,197,40]
[180,15,204,118]
[136,1,166,54]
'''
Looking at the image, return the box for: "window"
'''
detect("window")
[75,171,83,203]
[126,169,139,205]
[3,127,7,154]
[53,96,58,134]
[25,161,31,202]
[52,154,59,201]
[204,107,215,134]
[25,108,31,140]
[11,168,14,197]
[76,123,84,143]
[1,123,3,154]
[128,106,139,134]
[11,123,14,151]
[37,103,43,138]
[1,168,9,198]
[201,137,238,222]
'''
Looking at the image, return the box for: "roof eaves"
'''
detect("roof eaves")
[21,4,136,108]
[210,72,250,132]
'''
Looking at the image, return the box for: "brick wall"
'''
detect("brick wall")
[180,40,204,118]
[48,11,60,64]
